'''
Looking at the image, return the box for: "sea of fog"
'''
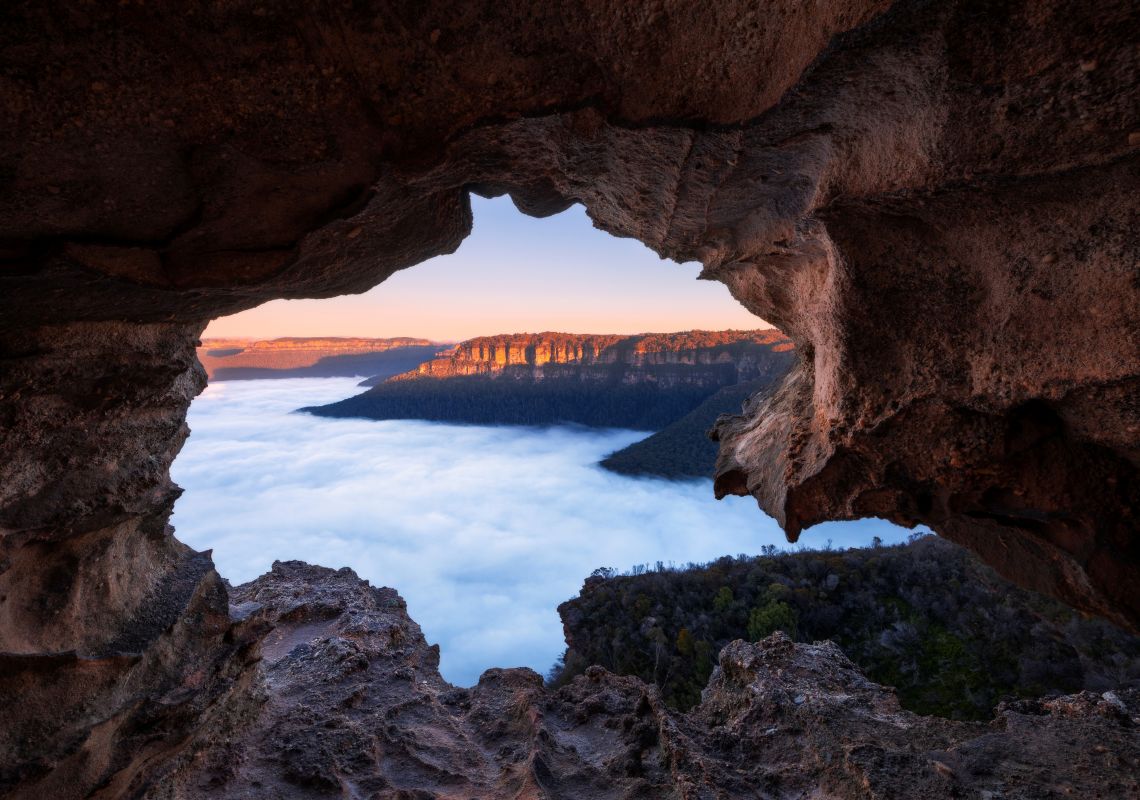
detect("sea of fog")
[171,377,916,686]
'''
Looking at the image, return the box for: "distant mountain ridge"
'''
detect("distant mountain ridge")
[303,330,794,435]
[197,337,441,381]
[400,329,792,384]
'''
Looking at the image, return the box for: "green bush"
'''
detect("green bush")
[747,599,798,641]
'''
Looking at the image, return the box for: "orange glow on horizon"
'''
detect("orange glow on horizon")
[204,197,768,341]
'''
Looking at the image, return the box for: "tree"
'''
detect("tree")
[747,599,799,641]
[551,537,1140,718]
[713,586,734,612]
[676,627,694,656]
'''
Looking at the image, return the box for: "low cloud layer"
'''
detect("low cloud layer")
[171,378,916,686]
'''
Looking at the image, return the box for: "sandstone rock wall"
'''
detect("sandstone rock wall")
[0,0,1137,795]
[405,329,792,385]
[0,323,261,799]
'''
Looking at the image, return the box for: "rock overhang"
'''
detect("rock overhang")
[2,0,1136,622]
[0,0,1138,795]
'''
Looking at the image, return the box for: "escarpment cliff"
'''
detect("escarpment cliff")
[306,330,794,429]
[408,329,792,381]
[1,0,1138,795]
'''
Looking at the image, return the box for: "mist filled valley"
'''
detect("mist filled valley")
[172,375,920,685]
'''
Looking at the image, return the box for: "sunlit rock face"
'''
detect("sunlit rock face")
[405,329,792,382]
[0,0,1137,796]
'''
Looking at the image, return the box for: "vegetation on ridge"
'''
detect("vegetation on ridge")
[304,376,719,430]
[302,330,794,436]
[550,536,1140,719]
[600,379,769,478]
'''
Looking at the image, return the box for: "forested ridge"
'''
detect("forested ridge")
[551,536,1140,719]
[600,379,769,478]
[304,376,721,430]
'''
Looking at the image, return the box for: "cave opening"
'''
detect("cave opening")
[3,2,1139,792]
[171,194,919,687]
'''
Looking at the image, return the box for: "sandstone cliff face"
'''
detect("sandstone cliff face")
[0,0,1138,796]
[404,330,792,388]
[305,330,796,428]
[152,562,1140,799]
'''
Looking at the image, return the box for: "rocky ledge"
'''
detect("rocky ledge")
[152,561,1140,799]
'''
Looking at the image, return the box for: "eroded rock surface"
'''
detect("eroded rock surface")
[1,0,1138,796]
[0,323,263,799]
[154,562,1140,799]
[2,0,1136,632]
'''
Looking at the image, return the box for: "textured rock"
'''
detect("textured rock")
[154,562,1140,799]
[0,0,1138,795]
[1,0,1137,624]
[0,323,263,799]
[2,0,1135,633]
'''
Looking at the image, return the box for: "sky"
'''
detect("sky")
[204,195,767,341]
[170,378,919,687]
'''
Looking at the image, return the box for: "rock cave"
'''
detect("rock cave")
[1,0,1137,797]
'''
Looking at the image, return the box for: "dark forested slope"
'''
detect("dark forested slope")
[600,379,769,478]
[304,376,720,430]
[552,536,1140,719]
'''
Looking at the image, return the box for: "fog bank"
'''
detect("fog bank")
[171,378,915,685]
